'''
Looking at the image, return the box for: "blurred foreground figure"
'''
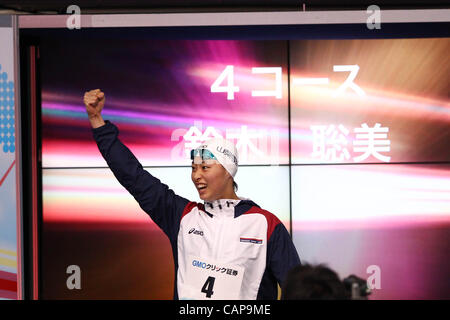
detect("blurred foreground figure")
[281,264,351,300]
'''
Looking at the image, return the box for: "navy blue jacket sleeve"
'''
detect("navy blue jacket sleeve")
[92,120,190,240]
[267,223,301,287]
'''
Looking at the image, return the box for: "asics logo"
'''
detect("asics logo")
[188,228,204,236]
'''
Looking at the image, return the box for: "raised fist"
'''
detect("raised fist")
[84,89,105,118]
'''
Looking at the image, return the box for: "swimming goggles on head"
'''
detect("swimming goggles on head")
[190,148,218,161]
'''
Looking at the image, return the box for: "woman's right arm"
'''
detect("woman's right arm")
[84,89,191,239]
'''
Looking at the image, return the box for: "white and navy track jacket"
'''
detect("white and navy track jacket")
[93,121,301,300]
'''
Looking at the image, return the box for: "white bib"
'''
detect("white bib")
[181,255,245,300]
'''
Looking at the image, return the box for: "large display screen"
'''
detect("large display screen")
[37,26,450,299]
[290,38,449,164]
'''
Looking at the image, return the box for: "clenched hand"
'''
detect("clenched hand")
[84,89,106,128]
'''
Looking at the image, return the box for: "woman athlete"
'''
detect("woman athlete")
[84,89,300,300]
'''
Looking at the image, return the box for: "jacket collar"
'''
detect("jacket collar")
[203,197,260,218]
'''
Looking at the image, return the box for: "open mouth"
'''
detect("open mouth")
[197,184,207,191]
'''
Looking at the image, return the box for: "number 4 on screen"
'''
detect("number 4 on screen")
[211,65,282,100]
[211,65,240,100]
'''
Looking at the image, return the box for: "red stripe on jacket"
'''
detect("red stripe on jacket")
[241,206,282,241]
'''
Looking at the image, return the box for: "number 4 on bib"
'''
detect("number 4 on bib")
[201,276,216,298]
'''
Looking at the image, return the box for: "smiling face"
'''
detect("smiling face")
[191,159,236,201]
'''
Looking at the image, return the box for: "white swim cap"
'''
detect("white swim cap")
[191,138,239,178]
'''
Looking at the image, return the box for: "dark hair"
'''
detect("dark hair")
[232,180,238,192]
[281,263,350,300]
